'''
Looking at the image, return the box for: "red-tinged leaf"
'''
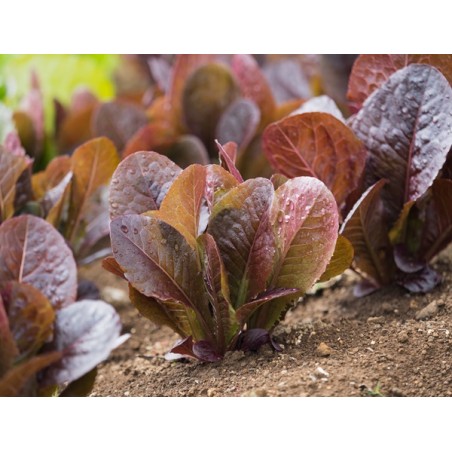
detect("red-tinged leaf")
[192,340,223,362]
[204,164,239,210]
[92,101,149,152]
[348,54,452,112]
[129,285,191,337]
[148,56,172,93]
[102,257,126,280]
[215,140,244,183]
[163,135,210,168]
[0,282,54,359]
[0,294,19,376]
[0,351,62,397]
[270,177,339,293]
[263,112,366,207]
[66,137,120,242]
[168,336,223,362]
[216,98,260,151]
[110,215,213,339]
[20,72,44,157]
[208,178,276,307]
[122,122,178,158]
[156,164,209,248]
[198,234,238,350]
[318,235,354,283]
[42,300,126,386]
[110,214,198,304]
[109,151,181,219]
[0,145,29,222]
[236,328,281,352]
[418,179,452,261]
[292,95,345,122]
[398,265,441,293]
[232,54,276,128]
[57,104,96,153]
[340,180,394,286]
[13,111,37,157]
[182,63,239,148]
[169,54,215,125]
[0,215,77,308]
[169,336,195,358]
[235,288,299,326]
[352,65,452,223]
[13,165,33,213]
[263,58,311,103]
[32,156,71,200]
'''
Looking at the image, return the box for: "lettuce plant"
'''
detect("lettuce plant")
[0,136,119,264]
[0,215,127,396]
[262,56,452,295]
[105,150,347,361]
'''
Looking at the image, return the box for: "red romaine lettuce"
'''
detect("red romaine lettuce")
[106,150,344,361]
[0,215,127,396]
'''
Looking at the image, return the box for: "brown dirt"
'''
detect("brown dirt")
[81,247,452,397]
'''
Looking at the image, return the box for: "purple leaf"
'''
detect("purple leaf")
[352,64,452,223]
[109,151,182,219]
[0,215,77,309]
[398,265,441,293]
[216,98,260,151]
[236,328,281,352]
[42,300,127,386]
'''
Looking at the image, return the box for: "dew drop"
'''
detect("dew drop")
[174,244,179,251]
[133,228,138,234]
[277,210,284,223]
[120,225,129,233]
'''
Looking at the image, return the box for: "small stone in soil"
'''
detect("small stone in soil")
[316,342,333,357]
[397,331,409,343]
[416,301,439,320]
[314,366,330,379]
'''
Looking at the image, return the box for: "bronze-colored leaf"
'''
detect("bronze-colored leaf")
[0,282,54,359]
[263,112,366,207]
[66,137,120,242]
[348,54,452,112]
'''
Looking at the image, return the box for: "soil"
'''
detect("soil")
[81,246,452,397]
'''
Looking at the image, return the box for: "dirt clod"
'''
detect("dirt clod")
[316,342,333,357]
[397,331,409,343]
[416,301,439,320]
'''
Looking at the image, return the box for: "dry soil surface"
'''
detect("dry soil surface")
[81,247,452,397]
